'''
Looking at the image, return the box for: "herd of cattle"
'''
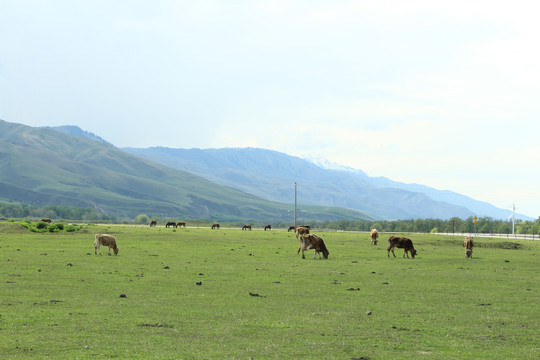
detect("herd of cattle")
[93,224,474,260]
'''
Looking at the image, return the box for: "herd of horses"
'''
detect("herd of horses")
[149,221,272,231]
[94,222,474,260]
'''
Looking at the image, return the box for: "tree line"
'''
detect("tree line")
[0,202,116,222]
[1,202,538,235]
[286,216,540,235]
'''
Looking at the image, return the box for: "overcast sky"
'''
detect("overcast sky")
[1,1,539,218]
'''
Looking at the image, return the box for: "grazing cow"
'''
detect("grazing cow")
[298,234,329,259]
[370,229,379,245]
[242,225,252,231]
[177,221,186,228]
[211,223,220,229]
[288,226,295,232]
[264,225,271,231]
[94,234,119,256]
[387,236,417,258]
[166,222,177,228]
[464,237,474,259]
[296,226,310,240]
[41,218,52,223]
[150,220,157,227]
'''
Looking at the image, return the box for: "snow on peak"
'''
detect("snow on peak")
[302,155,367,175]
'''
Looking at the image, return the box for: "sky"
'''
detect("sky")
[1,1,539,219]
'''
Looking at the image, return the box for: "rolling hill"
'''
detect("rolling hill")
[0,119,370,222]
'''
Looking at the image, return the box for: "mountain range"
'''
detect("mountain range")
[0,119,528,221]
[0,119,367,222]
[123,147,528,220]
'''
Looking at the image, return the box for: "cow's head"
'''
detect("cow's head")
[113,247,119,255]
[411,249,417,258]
[322,249,329,259]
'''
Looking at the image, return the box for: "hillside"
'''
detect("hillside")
[122,147,526,220]
[0,120,370,222]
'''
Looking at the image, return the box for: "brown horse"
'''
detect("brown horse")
[176,221,186,228]
[264,225,271,231]
[242,225,252,231]
[41,218,52,223]
[288,226,295,232]
[211,223,220,229]
[150,220,157,227]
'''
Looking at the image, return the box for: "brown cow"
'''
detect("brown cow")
[94,234,119,256]
[177,221,186,228]
[242,225,252,231]
[296,226,310,240]
[41,218,52,223]
[370,229,379,245]
[387,236,417,258]
[298,233,329,259]
[150,220,157,227]
[464,237,474,259]
[211,223,220,229]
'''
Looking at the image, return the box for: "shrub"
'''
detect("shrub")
[36,221,48,229]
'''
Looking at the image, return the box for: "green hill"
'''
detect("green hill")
[0,120,371,222]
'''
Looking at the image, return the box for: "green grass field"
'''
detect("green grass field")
[0,222,538,359]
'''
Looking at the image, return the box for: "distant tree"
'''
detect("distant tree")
[135,214,149,225]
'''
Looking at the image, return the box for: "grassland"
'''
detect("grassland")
[0,222,538,359]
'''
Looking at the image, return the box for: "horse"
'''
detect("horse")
[264,225,271,231]
[242,225,252,230]
[166,222,177,228]
[94,234,119,256]
[176,221,186,228]
[150,220,157,227]
[288,226,295,232]
[41,218,52,223]
[211,223,220,229]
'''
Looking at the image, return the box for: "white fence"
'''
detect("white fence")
[432,232,538,241]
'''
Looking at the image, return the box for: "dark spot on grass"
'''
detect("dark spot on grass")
[119,294,127,298]
[347,288,361,291]
[140,323,172,328]
[391,326,409,331]
[163,266,170,269]
[196,282,202,285]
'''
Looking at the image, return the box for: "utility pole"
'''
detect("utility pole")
[512,204,516,236]
[294,182,297,230]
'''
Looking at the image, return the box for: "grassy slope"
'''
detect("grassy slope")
[0,120,370,221]
[0,222,538,359]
